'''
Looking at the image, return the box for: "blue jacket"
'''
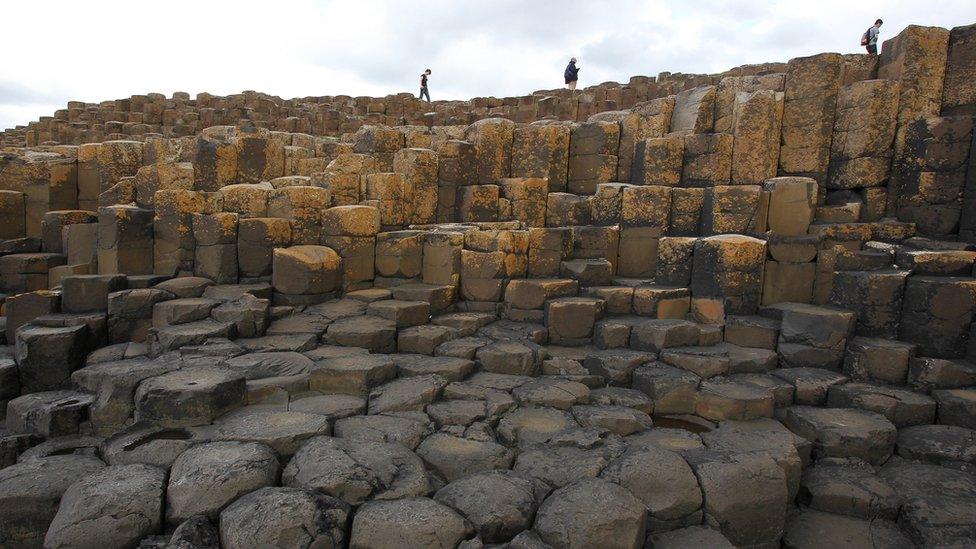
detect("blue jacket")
[564,61,579,82]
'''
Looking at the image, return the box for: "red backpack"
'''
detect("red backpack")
[860,28,871,46]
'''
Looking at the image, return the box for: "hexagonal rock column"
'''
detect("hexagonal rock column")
[133,366,246,427]
[511,122,570,191]
[782,406,897,464]
[899,276,976,358]
[545,297,606,345]
[271,245,341,306]
[97,204,154,275]
[768,302,855,370]
[829,270,909,338]
[0,455,106,547]
[731,89,783,185]
[690,234,766,320]
[238,218,292,279]
[219,487,350,549]
[321,205,380,291]
[464,117,515,185]
[14,323,89,392]
[568,121,619,195]
[43,464,166,549]
[394,147,438,225]
[779,53,844,185]
[681,449,787,547]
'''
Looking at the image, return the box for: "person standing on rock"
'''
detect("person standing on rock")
[419,69,432,102]
[565,58,580,91]
[862,19,883,55]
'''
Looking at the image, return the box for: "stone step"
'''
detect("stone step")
[543,296,606,345]
[825,382,937,428]
[781,405,896,465]
[365,299,430,328]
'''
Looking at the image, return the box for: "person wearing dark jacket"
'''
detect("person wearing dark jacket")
[419,68,431,102]
[564,58,579,90]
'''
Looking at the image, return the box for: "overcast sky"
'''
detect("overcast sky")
[3,0,974,131]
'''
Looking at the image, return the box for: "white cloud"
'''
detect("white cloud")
[2,0,974,130]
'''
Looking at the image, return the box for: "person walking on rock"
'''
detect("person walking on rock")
[862,19,882,55]
[419,69,432,102]
[565,58,579,91]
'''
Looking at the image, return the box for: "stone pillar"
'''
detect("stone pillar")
[154,190,222,276]
[731,90,784,185]
[321,205,380,291]
[669,85,716,134]
[191,212,239,283]
[0,190,26,239]
[511,122,570,192]
[98,205,154,275]
[393,148,438,225]
[267,186,330,245]
[879,25,951,215]
[632,136,683,186]
[499,178,548,227]
[568,121,618,195]
[827,80,899,203]
[691,235,767,318]
[779,53,844,185]
[464,118,515,185]
[238,218,292,280]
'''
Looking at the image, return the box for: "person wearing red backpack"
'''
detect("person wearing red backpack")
[861,19,883,55]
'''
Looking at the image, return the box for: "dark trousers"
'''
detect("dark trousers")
[420,87,430,102]
[866,44,877,55]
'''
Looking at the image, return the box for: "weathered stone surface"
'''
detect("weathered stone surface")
[219,487,350,549]
[350,497,474,549]
[284,436,432,505]
[534,477,647,549]
[44,464,166,548]
[434,470,539,543]
[134,366,246,427]
[782,406,896,464]
[166,441,279,524]
[682,449,787,547]
[0,455,105,547]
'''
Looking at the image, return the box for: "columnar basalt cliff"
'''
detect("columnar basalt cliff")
[1,23,975,549]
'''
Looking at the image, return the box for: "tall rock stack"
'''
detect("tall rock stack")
[464,118,515,186]
[669,85,716,135]
[568,121,619,195]
[730,89,784,185]
[24,156,78,238]
[826,79,900,221]
[267,185,330,245]
[393,148,438,225]
[894,116,973,236]
[713,74,785,134]
[187,213,237,284]
[435,140,477,222]
[153,190,222,276]
[0,190,26,240]
[949,26,976,242]
[778,53,844,187]
[691,234,767,322]
[761,177,818,305]
[318,152,377,207]
[879,25,950,218]
[321,205,380,291]
[620,185,668,277]
[588,110,640,182]
[97,205,154,275]
[511,122,570,192]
